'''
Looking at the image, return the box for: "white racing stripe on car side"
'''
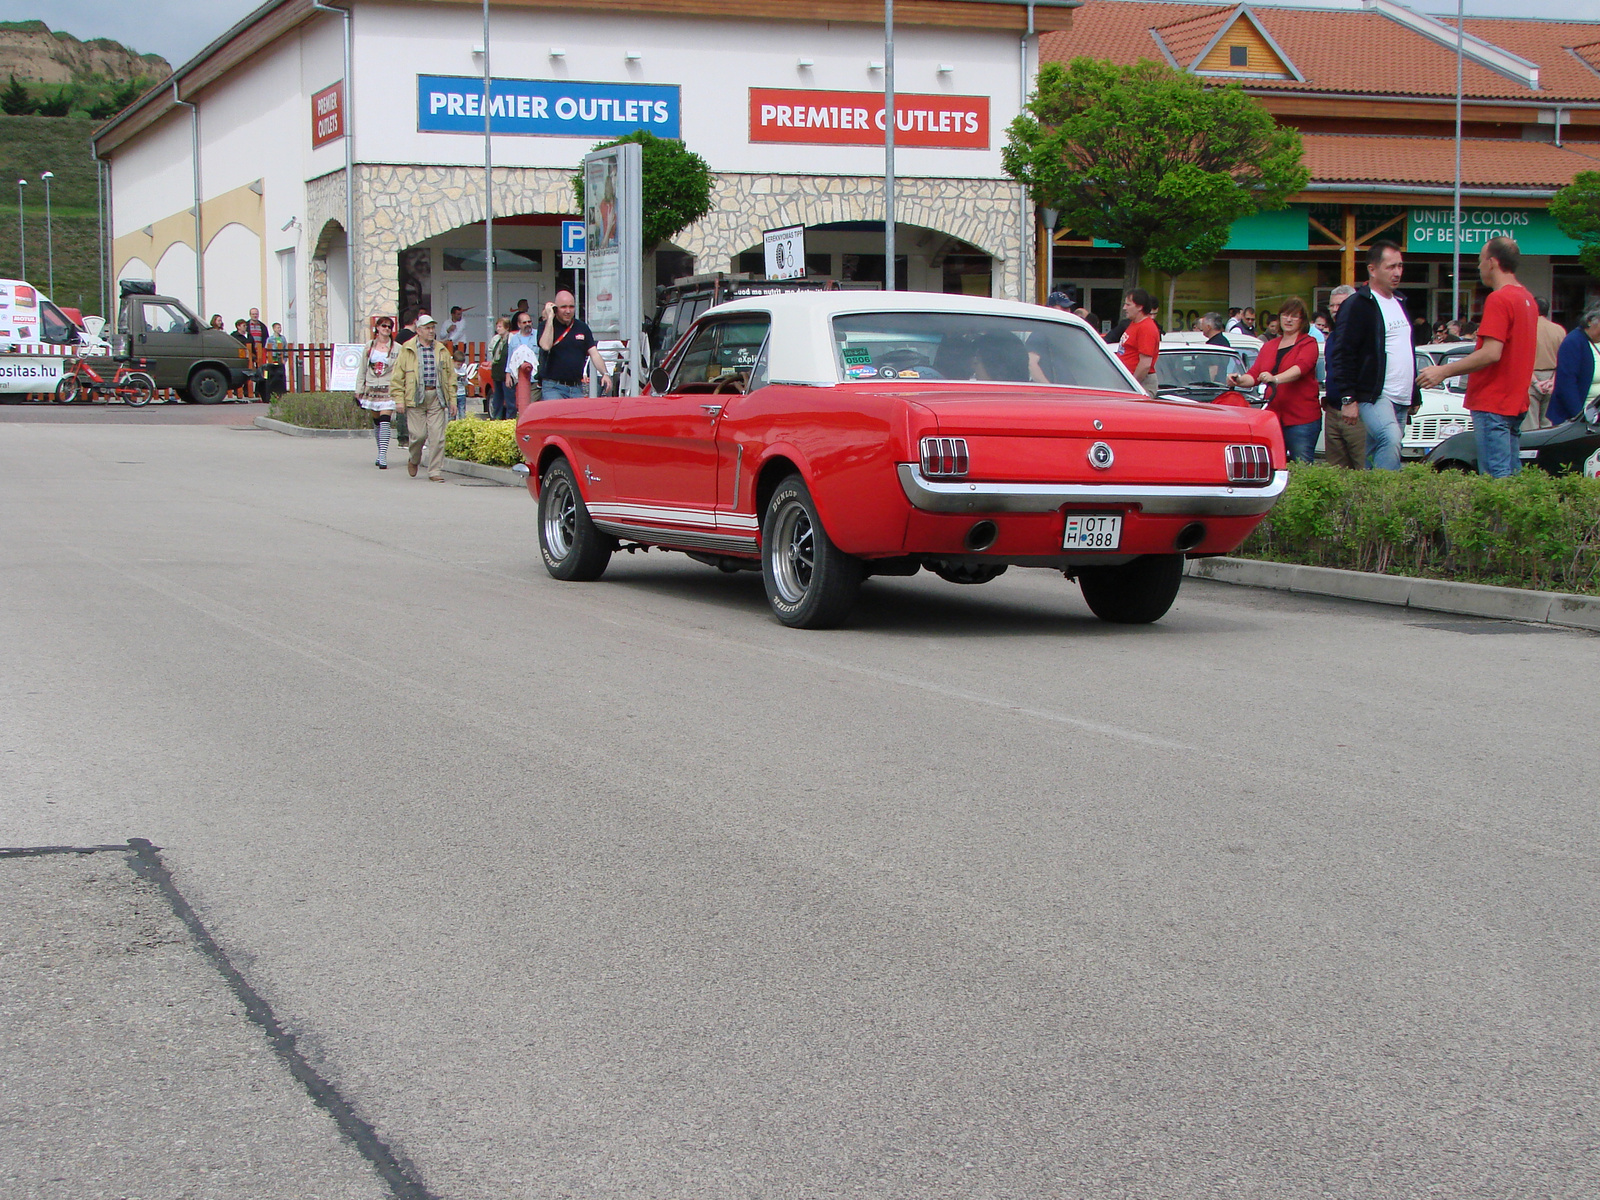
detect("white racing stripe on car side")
[588,502,760,533]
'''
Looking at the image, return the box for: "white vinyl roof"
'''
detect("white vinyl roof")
[701,290,1131,388]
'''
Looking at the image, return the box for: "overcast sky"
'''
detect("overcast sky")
[1,0,1583,72]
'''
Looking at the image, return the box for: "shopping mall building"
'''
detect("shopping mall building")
[91,0,1600,341]
[91,0,1071,342]
[1041,0,1600,331]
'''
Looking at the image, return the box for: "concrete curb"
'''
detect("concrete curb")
[253,415,367,438]
[1184,556,1600,633]
[443,458,528,487]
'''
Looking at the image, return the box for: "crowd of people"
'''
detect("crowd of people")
[347,291,609,475]
[1052,234,1596,478]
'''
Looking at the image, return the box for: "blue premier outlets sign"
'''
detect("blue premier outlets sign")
[417,76,680,139]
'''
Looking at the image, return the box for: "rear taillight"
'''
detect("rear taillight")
[1226,444,1273,483]
[920,436,969,478]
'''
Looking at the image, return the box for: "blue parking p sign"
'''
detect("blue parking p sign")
[561,221,586,254]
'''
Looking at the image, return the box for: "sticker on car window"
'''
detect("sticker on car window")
[844,365,877,378]
[841,347,872,366]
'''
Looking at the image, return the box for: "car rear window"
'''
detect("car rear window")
[830,311,1136,391]
[1157,349,1242,390]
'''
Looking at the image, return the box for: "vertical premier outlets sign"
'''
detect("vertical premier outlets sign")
[417,76,680,139]
[311,80,344,149]
[748,89,988,149]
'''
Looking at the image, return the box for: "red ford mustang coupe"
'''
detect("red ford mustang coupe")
[516,292,1286,628]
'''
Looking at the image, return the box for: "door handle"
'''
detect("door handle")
[701,404,723,417]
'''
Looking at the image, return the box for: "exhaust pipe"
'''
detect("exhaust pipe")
[1175,522,1207,552]
[965,520,998,552]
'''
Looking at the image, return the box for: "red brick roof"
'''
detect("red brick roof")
[1043,2,1600,102]
[1302,134,1600,191]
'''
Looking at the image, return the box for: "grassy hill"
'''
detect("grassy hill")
[0,114,105,316]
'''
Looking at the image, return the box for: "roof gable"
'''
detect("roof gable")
[1153,5,1302,82]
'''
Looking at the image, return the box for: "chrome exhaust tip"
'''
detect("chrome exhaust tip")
[965,520,999,552]
[1175,522,1207,552]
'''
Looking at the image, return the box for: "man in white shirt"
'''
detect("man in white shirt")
[442,306,466,344]
[1325,241,1419,470]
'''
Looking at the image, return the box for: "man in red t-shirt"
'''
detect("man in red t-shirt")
[1117,289,1161,396]
[1418,236,1537,477]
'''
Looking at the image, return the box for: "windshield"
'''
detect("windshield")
[1156,349,1245,391]
[830,312,1136,391]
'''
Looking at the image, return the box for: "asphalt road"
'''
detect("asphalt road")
[2,417,1596,1200]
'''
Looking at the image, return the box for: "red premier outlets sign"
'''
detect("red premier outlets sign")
[749,89,989,149]
[312,81,345,150]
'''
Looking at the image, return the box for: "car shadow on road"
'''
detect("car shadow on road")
[598,558,1198,638]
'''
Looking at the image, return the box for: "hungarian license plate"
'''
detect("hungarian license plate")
[1063,512,1122,550]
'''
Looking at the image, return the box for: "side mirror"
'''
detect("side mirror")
[648,366,670,394]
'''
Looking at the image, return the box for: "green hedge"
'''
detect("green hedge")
[444,418,524,468]
[1240,463,1600,595]
[267,391,368,430]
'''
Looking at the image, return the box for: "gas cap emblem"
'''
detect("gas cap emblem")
[1093,419,1104,430]
[1088,441,1115,470]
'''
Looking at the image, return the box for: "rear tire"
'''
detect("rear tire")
[538,458,613,581]
[187,367,228,404]
[122,372,156,407]
[1076,554,1184,624]
[761,474,863,629]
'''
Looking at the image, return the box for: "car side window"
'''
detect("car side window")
[142,302,191,335]
[39,302,74,344]
[667,323,721,391]
[665,316,772,394]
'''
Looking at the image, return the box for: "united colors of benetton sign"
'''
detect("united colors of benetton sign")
[417,76,681,139]
[749,89,988,149]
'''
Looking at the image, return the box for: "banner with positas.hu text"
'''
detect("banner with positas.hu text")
[1406,207,1580,257]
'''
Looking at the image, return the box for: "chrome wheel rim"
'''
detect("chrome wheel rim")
[770,499,815,604]
[543,475,578,560]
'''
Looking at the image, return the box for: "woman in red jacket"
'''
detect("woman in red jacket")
[1228,296,1322,463]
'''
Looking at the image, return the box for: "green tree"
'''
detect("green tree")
[1,75,35,116]
[1004,58,1308,326]
[36,85,77,117]
[88,79,147,122]
[572,129,712,251]
[1551,171,1600,277]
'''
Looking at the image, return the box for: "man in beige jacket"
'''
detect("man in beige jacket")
[388,313,457,481]
[1529,297,1566,430]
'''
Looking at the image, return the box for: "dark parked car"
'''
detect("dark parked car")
[1427,401,1600,475]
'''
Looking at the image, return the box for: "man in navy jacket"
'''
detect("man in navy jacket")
[1548,307,1600,426]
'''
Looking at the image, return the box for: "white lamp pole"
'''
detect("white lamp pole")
[483,0,494,345]
[1451,0,1463,323]
[15,178,24,279]
[40,170,54,296]
[884,0,895,291]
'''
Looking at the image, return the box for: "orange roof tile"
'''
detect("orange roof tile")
[1151,8,1234,67]
[1042,2,1600,103]
[1301,134,1600,191]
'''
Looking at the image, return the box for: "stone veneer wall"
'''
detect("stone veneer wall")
[305,171,347,343]
[320,166,1030,336]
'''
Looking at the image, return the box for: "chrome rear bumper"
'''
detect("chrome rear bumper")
[896,464,1288,517]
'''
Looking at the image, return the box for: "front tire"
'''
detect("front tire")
[761,474,863,629]
[538,458,613,581]
[55,377,80,404]
[187,367,228,404]
[1076,554,1184,624]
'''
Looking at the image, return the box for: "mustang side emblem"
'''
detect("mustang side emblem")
[585,465,601,483]
[1088,442,1115,470]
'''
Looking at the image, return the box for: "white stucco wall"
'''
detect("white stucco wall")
[351,3,1022,180]
[109,110,195,238]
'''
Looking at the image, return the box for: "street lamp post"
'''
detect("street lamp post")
[1451,0,1463,323]
[40,171,54,296]
[15,178,24,278]
[884,0,895,292]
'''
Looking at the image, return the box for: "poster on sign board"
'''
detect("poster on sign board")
[582,141,641,388]
[328,343,364,391]
[764,226,806,281]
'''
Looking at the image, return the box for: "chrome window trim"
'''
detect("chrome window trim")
[896,464,1288,516]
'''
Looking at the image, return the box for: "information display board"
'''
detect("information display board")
[583,142,643,392]
[764,225,806,281]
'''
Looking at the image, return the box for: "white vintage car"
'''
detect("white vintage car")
[1401,341,1476,460]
